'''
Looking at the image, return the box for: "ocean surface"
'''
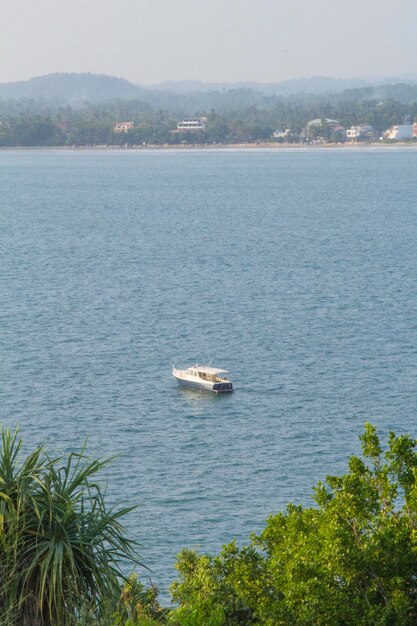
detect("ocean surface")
[2,147,417,598]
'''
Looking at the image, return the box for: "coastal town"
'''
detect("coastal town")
[3,113,416,148]
[273,119,417,143]
[113,115,417,145]
[2,73,417,147]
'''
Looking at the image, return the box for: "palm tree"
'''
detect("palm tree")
[0,428,141,626]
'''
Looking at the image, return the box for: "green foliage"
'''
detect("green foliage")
[169,544,259,625]
[113,574,167,625]
[169,423,417,625]
[0,428,140,626]
[1,87,417,146]
[3,423,417,625]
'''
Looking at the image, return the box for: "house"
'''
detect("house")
[114,121,134,133]
[307,118,340,128]
[177,117,207,132]
[306,119,346,141]
[273,128,291,139]
[346,125,375,141]
[384,124,413,140]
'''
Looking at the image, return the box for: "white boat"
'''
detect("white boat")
[172,364,233,393]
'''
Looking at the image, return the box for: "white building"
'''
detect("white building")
[384,124,413,140]
[346,125,374,140]
[273,128,291,139]
[177,117,207,132]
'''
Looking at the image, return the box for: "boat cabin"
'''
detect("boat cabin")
[186,366,229,383]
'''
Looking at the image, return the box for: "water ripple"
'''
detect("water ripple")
[1,148,417,598]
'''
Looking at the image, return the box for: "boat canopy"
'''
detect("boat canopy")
[190,365,228,375]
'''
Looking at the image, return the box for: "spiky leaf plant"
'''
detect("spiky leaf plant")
[0,428,140,626]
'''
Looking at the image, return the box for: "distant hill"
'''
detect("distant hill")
[148,75,417,97]
[337,82,417,104]
[0,73,146,103]
[148,77,372,95]
[1,73,417,111]
[3,74,371,101]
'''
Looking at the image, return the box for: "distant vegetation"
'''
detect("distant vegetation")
[3,424,417,625]
[0,73,417,146]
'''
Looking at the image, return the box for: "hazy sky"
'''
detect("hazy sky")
[2,0,417,84]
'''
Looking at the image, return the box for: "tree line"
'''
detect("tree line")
[1,96,417,146]
[3,423,417,625]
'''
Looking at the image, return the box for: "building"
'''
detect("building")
[346,125,375,141]
[114,121,134,133]
[177,117,207,132]
[307,118,340,128]
[306,119,346,141]
[384,124,413,140]
[273,128,291,139]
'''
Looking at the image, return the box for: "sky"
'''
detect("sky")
[1,0,417,85]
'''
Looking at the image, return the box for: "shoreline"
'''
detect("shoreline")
[2,142,417,151]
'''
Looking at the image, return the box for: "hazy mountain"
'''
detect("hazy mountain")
[1,73,417,111]
[147,77,372,95]
[337,82,417,104]
[0,72,146,103]
[147,75,417,96]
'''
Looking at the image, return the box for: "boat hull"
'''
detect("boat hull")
[174,376,233,393]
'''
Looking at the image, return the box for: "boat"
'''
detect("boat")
[172,364,233,393]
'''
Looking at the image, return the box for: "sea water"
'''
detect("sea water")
[2,147,417,596]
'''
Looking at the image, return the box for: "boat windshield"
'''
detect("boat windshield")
[197,371,226,382]
[184,368,228,382]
